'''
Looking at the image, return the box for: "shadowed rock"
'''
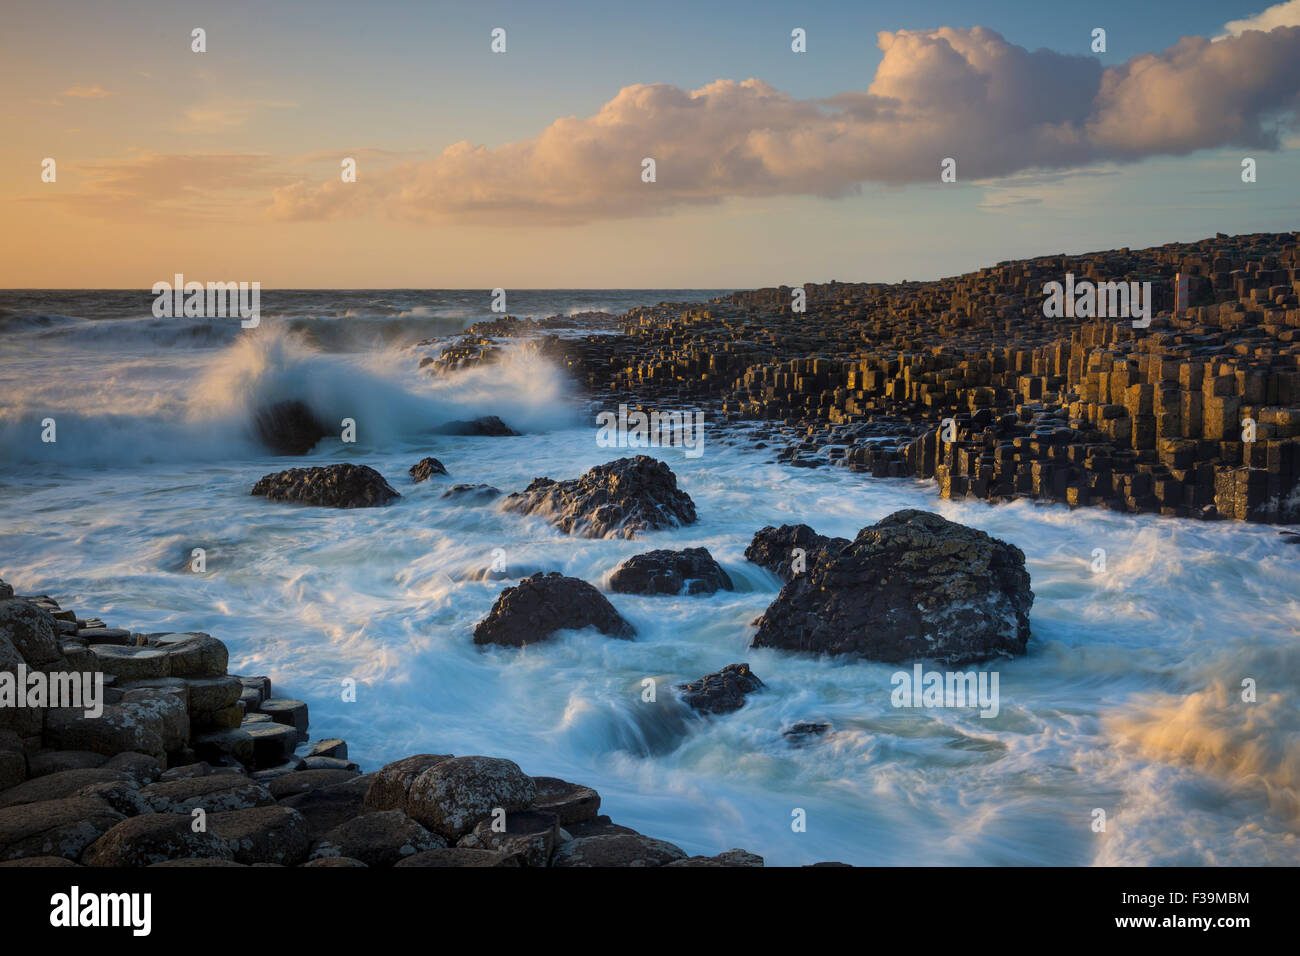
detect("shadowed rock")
[409,457,448,482]
[744,524,850,581]
[252,400,329,455]
[608,547,733,595]
[474,572,634,647]
[751,509,1033,664]
[438,415,519,436]
[251,464,400,508]
[677,663,765,715]
[502,455,697,539]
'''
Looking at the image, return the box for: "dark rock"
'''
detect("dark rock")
[608,547,733,596]
[83,813,235,866]
[530,777,600,826]
[266,768,359,799]
[27,750,108,778]
[300,856,368,867]
[405,755,536,841]
[365,755,453,813]
[783,721,832,743]
[677,663,765,715]
[0,768,133,808]
[252,400,329,455]
[457,809,558,866]
[0,796,124,862]
[250,464,400,508]
[138,775,275,814]
[473,572,634,647]
[280,779,373,843]
[751,509,1033,664]
[440,483,502,502]
[745,524,850,581]
[501,455,697,539]
[309,809,445,867]
[666,848,764,867]
[438,415,519,436]
[551,833,687,867]
[209,806,311,866]
[409,457,448,482]
[393,847,519,867]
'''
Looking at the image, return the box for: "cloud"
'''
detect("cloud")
[60,85,110,99]
[1218,0,1300,39]
[172,98,293,133]
[267,22,1300,226]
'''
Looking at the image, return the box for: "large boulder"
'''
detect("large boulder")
[82,813,235,866]
[251,464,400,508]
[0,796,125,862]
[501,455,697,539]
[744,524,850,582]
[677,663,765,715]
[408,457,448,482]
[405,756,536,841]
[0,599,65,669]
[551,833,687,867]
[438,415,519,436]
[473,572,634,647]
[251,400,328,455]
[750,510,1033,664]
[309,810,445,867]
[608,547,733,596]
[209,806,311,866]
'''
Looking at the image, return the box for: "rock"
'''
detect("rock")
[676,663,765,715]
[0,797,124,862]
[529,777,600,826]
[440,483,501,502]
[139,776,275,814]
[744,524,850,581]
[473,572,634,647]
[181,675,242,713]
[406,756,536,841]
[245,723,299,768]
[101,752,164,784]
[280,779,372,843]
[144,633,228,678]
[0,581,11,599]
[608,547,733,595]
[252,400,329,455]
[194,728,254,766]
[309,810,446,867]
[27,750,108,778]
[43,704,167,758]
[250,464,400,508]
[149,858,247,867]
[438,415,519,436]
[300,856,368,867]
[750,510,1034,664]
[267,768,359,799]
[0,768,133,808]
[364,755,452,812]
[409,457,448,482]
[0,855,82,867]
[565,815,639,839]
[551,833,687,867]
[501,455,697,539]
[457,809,558,867]
[259,698,309,737]
[0,743,23,793]
[782,721,832,743]
[0,600,65,668]
[78,779,151,817]
[83,813,235,866]
[666,848,765,867]
[88,645,170,680]
[209,806,311,866]
[305,738,348,760]
[393,847,519,867]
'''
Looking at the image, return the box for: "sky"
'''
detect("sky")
[1,0,1298,288]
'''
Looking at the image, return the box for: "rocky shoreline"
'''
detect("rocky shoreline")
[417,232,1300,526]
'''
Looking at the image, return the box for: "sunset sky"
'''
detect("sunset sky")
[2,0,1299,288]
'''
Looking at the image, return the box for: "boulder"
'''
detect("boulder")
[457,809,558,867]
[440,483,501,502]
[501,455,697,539]
[83,813,235,866]
[393,847,518,867]
[551,833,687,867]
[677,663,765,715]
[309,810,445,867]
[27,750,108,778]
[43,704,168,758]
[252,400,329,455]
[409,457,448,482]
[406,756,536,841]
[266,768,358,799]
[280,778,374,843]
[209,806,311,866]
[438,415,519,436]
[0,599,65,668]
[473,572,634,647]
[750,510,1034,664]
[250,464,400,508]
[364,755,452,812]
[0,768,133,808]
[529,777,600,826]
[744,524,850,581]
[0,796,124,862]
[665,848,765,867]
[138,776,275,814]
[608,547,733,596]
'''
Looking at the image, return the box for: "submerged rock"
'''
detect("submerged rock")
[744,524,850,581]
[438,415,519,437]
[750,509,1033,664]
[251,464,400,508]
[252,400,329,455]
[408,457,448,482]
[676,663,765,715]
[501,455,697,539]
[473,572,634,647]
[441,483,501,502]
[608,547,733,596]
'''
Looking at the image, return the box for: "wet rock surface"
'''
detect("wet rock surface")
[473,572,635,647]
[408,457,448,482]
[251,464,400,508]
[744,524,851,581]
[677,663,765,715]
[608,547,733,595]
[502,455,698,539]
[751,510,1033,664]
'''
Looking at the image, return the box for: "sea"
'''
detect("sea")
[1,289,1297,865]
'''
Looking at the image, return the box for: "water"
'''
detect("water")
[1,291,1297,866]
